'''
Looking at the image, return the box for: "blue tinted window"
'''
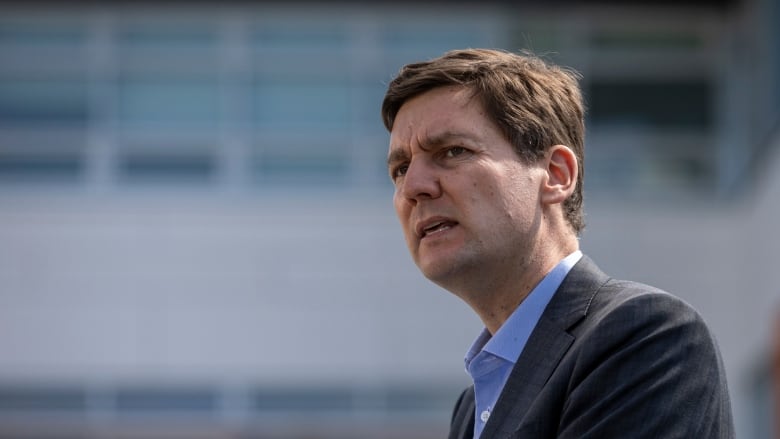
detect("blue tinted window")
[252,137,349,186]
[254,78,351,130]
[381,27,488,62]
[118,27,218,50]
[117,25,219,65]
[774,0,780,114]
[0,24,87,47]
[0,387,86,411]
[0,155,83,182]
[357,80,389,132]
[117,152,216,183]
[587,80,713,129]
[0,79,87,126]
[254,154,348,184]
[118,78,219,128]
[0,24,88,73]
[115,388,217,413]
[252,26,350,53]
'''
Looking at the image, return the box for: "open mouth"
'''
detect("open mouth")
[421,220,458,238]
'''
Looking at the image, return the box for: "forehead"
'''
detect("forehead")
[388,86,485,147]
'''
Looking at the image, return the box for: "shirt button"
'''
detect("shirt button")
[480,410,491,422]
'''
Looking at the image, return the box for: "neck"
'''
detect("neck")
[457,241,579,335]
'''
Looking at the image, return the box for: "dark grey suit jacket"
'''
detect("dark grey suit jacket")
[449,256,734,438]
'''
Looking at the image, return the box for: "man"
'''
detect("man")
[381,48,734,438]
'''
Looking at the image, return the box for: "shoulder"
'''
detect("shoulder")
[555,278,734,437]
[556,256,707,336]
[544,259,734,436]
[573,277,723,376]
[587,278,706,333]
[555,256,716,349]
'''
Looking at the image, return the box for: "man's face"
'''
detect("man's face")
[387,86,545,290]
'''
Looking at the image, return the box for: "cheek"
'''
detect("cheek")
[392,191,404,213]
[393,196,412,229]
[476,181,524,225]
[468,177,500,204]
[461,182,504,228]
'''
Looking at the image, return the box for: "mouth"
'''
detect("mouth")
[418,218,458,239]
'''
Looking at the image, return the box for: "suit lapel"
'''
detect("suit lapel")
[478,256,609,438]
[449,386,476,439]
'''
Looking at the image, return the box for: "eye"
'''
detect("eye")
[445,146,468,158]
[391,163,409,180]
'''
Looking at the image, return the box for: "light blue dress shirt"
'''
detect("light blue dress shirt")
[464,250,583,438]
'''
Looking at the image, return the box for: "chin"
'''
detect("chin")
[419,259,461,285]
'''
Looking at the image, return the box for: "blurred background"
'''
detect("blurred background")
[0,0,777,438]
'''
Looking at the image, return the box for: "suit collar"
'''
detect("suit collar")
[540,255,610,329]
[474,255,610,438]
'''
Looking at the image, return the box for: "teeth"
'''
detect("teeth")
[425,221,445,232]
[423,221,452,236]
[420,220,456,238]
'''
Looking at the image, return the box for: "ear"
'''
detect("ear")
[540,145,578,205]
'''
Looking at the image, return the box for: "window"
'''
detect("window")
[253,78,351,131]
[118,77,219,131]
[588,79,713,129]
[115,24,221,184]
[252,136,350,186]
[0,76,88,182]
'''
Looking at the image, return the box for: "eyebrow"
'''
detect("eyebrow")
[386,131,475,168]
[386,149,409,169]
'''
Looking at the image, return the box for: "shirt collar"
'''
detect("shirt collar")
[465,250,583,367]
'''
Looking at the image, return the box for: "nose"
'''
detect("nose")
[399,158,441,202]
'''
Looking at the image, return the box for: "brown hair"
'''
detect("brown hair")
[381,48,586,234]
